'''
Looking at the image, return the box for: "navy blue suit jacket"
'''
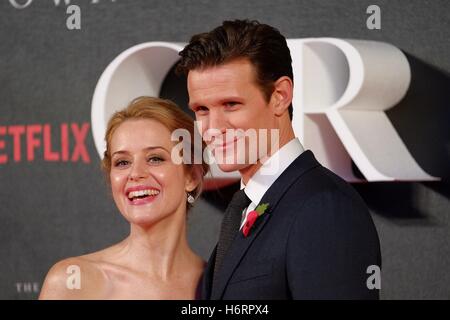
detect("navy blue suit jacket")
[201,150,381,299]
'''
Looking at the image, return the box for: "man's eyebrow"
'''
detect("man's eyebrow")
[189,97,242,109]
[111,146,170,157]
[218,97,242,104]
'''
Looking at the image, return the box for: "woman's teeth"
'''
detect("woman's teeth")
[128,189,160,200]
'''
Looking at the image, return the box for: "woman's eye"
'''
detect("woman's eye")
[114,160,129,167]
[148,156,164,164]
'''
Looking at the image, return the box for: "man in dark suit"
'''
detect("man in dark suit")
[177,19,381,299]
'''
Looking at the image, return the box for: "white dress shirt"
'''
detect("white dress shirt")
[240,137,305,229]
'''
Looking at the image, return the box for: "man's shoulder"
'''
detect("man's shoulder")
[261,150,370,221]
[282,155,361,200]
[273,157,370,223]
[280,162,379,248]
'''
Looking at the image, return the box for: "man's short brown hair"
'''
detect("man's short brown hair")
[176,19,293,119]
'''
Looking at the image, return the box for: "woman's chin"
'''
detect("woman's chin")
[118,198,185,228]
[120,208,157,226]
[126,214,157,228]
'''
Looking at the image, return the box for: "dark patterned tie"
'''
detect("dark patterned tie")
[212,189,251,288]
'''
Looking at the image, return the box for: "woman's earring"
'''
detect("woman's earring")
[187,193,195,204]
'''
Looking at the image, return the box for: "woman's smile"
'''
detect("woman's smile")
[125,185,161,205]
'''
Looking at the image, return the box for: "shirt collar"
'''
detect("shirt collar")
[241,137,304,205]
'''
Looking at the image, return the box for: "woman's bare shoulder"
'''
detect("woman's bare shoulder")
[39,255,110,300]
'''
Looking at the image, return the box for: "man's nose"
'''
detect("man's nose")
[207,110,227,135]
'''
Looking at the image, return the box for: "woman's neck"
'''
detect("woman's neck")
[115,209,198,281]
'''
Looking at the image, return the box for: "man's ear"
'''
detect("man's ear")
[271,76,293,117]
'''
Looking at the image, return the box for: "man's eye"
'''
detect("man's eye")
[195,106,209,113]
[225,102,239,108]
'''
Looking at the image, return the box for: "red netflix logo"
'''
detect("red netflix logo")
[0,122,90,164]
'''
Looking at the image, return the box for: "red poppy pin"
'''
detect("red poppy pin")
[242,203,269,237]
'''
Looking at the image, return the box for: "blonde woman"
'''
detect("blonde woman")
[40,97,209,299]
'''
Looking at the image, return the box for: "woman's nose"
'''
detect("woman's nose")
[128,160,148,181]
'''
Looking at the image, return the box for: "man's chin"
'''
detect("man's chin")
[215,162,251,173]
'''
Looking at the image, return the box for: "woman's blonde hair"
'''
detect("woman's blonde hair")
[102,96,209,207]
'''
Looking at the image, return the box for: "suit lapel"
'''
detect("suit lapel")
[201,245,216,299]
[211,150,321,299]
[211,210,271,299]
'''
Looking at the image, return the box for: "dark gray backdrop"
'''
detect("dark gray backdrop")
[0,0,449,299]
